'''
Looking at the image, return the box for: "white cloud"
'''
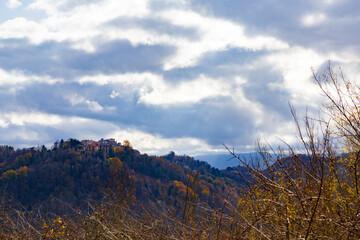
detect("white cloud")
[337,61,360,85]
[86,100,104,112]
[77,71,269,132]
[158,9,289,70]
[6,0,22,9]
[0,0,150,50]
[77,72,161,86]
[0,112,62,127]
[77,71,269,129]
[110,129,221,155]
[77,72,163,101]
[138,75,231,105]
[0,68,62,87]
[0,119,9,128]
[0,110,216,155]
[0,17,49,44]
[257,47,326,107]
[0,112,103,144]
[301,13,327,27]
[66,94,104,112]
[321,0,341,5]
[1,0,289,69]
[26,0,151,51]
[12,129,40,142]
[110,90,120,99]
[78,72,233,105]
[255,120,298,148]
[29,0,149,17]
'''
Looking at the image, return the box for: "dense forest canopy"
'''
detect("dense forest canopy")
[0,138,247,214]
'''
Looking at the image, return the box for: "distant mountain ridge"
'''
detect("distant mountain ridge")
[195,152,269,170]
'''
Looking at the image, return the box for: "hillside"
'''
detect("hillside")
[0,138,249,215]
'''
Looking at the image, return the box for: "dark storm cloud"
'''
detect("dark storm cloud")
[189,0,360,53]
[198,48,265,68]
[241,66,292,118]
[112,97,257,146]
[189,0,305,30]
[2,77,255,147]
[62,40,174,75]
[57,0,101,11]
[0,39,64,77]
[162,48,267,84]
[0,39,174,78]
[162,48,292,119]
[106,17,200,40]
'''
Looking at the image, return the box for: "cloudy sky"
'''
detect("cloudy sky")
[0,0,359,155]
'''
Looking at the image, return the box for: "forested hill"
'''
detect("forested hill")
[0,138,249,214]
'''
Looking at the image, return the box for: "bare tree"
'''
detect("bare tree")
[226,63,360,239]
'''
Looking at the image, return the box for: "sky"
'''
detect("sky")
[0,0,360,156]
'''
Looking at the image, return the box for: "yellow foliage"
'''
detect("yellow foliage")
[42,217,67,238]
[18,166,28,176]
[123,139,132,148]
[201,188,210,197]
[173,180,193,196]
[113,146,123,153]
[1,169,17,180]
[108,157,123,169]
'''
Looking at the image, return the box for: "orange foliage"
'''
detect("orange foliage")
[18,166,28,176]
[123,140,132,148]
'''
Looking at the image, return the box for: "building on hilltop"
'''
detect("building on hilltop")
[81,138,121,158]
[81,140,99,152]
[98,138,119,146]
